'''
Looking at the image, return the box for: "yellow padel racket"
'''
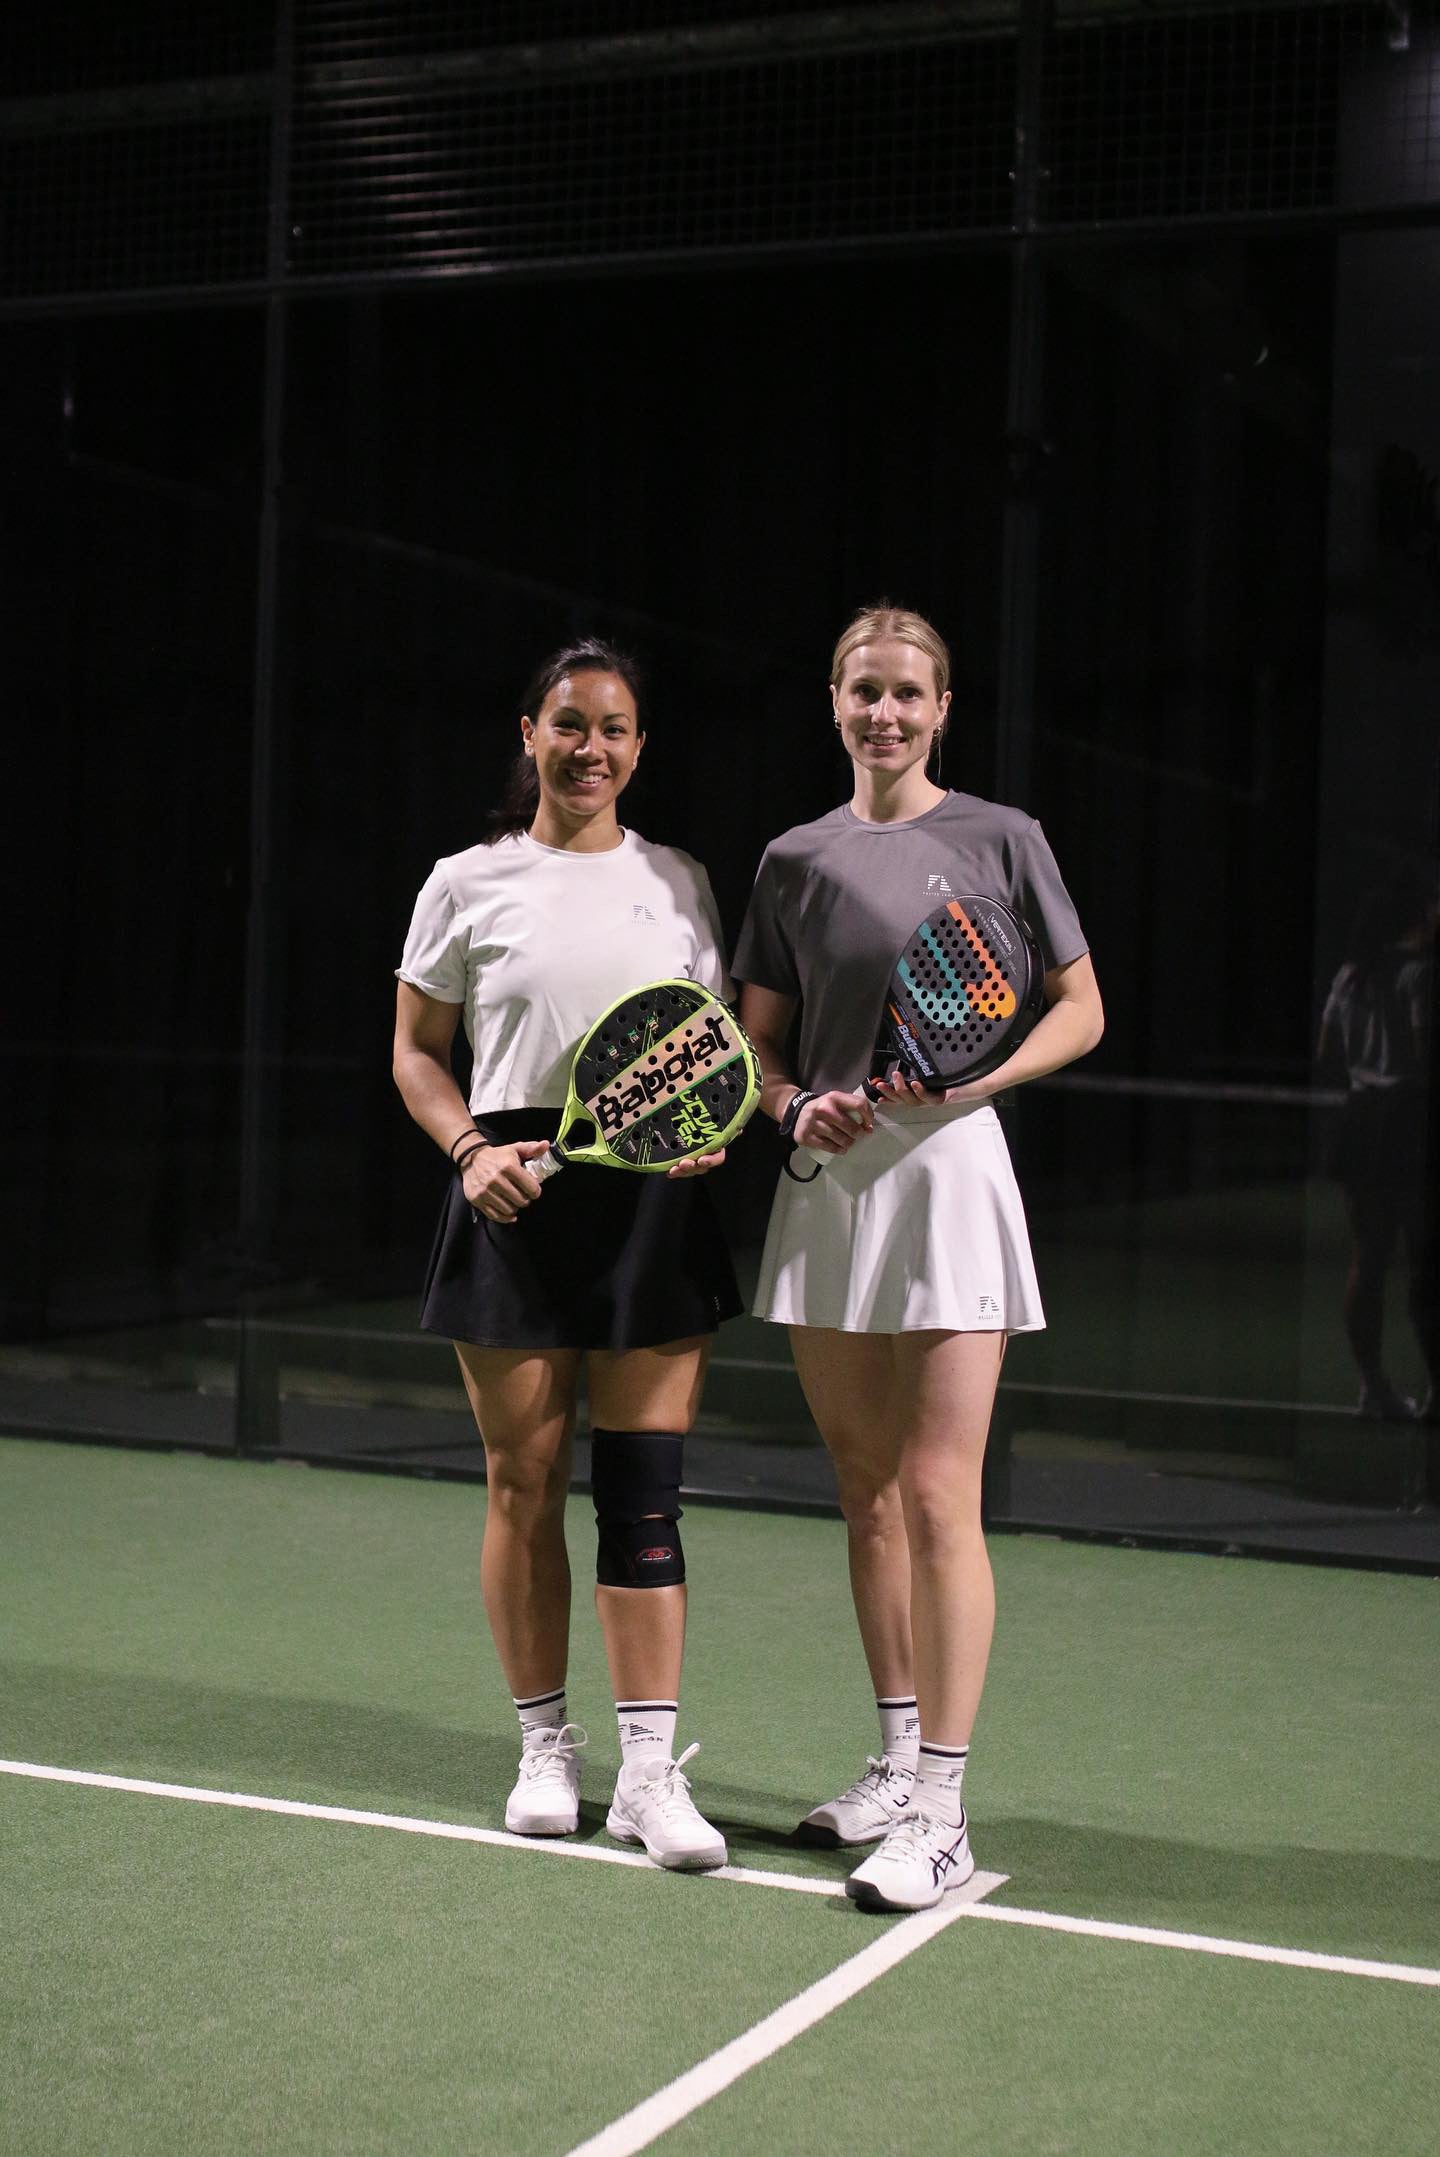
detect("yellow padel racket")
[530,978,762,1181]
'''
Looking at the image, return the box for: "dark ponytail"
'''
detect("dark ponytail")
[484,637,645,842]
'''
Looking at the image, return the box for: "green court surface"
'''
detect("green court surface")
[3,1438,1438,2154]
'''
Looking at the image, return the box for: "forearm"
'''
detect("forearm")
[393,1046,483,1156]
[992,991,1102,1091]
[750,1035,805,1124]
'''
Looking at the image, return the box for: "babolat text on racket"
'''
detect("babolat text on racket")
[865,895,1046,1094]
[530,978,761,1181]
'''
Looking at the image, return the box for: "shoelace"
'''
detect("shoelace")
[844,1755,906,1803]
[876,1811,943,1860]
[628,1740,704,1817]
[520,1722,588,1782]
[877,1807,965,1861]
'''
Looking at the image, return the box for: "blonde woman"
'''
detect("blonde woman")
[735,605,1103,1910]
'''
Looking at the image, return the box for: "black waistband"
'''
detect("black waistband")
[473,1107,558,1143]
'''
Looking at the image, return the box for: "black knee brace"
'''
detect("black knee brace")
[591,1428,685,1588]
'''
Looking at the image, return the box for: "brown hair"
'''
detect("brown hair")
[828,604,951,698]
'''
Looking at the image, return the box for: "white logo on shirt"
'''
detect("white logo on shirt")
[632,905,656,922]
[927,874,954,895]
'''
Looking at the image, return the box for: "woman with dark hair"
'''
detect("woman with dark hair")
[736,604,1103,1912]
[1318,866,1438,1422]
[392,640,741,1869]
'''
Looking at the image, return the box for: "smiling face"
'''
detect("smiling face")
[832,637,950,782]
[521,668,643,840]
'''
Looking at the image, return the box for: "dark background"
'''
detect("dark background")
[3,1,1437,1546]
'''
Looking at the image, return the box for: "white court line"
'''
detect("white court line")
[564,1898,974,2157]
[0,1758,1005,1903]
[965,1901,1440,1988]
[5,1758,1437,1992]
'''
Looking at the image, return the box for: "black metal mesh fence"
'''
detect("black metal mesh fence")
[1045,3,1439,227]
[0,1,269,95]
[2,3,1437,305]
[288,26,1016,277]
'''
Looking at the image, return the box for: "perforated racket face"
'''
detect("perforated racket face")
[564,980,762,1170]
[881,898,1045,1086]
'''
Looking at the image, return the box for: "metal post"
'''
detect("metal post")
[995,0,1054,814]
[986,0,1053,1525]
[235,0,295,1451]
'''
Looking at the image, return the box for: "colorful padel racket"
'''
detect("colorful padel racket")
[863,895,1046,1096]
[530,978,762,1182]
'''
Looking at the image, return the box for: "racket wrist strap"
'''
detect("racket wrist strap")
[777,1087,816,1143]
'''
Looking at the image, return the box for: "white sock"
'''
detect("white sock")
[876,1695,920,1774]
[913,1741,968,1826]
[617,1699,677,1773]
[514,1687,566,1748]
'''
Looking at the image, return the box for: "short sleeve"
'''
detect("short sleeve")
[395,860,467,1004]
[732,845,800,996]
[686,863,734,1002]
[1017,821,1088,973]
[1398,956,1432,1075]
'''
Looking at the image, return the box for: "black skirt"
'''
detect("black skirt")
[421,1110,744,1352]
[1327,1085,1429,1210]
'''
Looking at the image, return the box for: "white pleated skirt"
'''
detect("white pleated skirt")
[753,1101,1045,1335]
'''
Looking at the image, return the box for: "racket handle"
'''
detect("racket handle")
[861,1055,904,1103]
[530,1148,563,1185]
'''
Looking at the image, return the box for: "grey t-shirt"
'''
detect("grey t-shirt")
[733,791,1088,1092]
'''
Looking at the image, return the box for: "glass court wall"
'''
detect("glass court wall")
[2,2,1436,1563]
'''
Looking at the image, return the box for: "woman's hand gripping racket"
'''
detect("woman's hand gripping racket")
[784,898,1044,1181]
[471,979,762,1222]
[865,895,1046,1100]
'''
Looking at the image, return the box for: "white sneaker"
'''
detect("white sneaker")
[845,1807,975,1912]
[504,1722,587,1835]
[797,1755,915,1847]
[605,1742,727,1871]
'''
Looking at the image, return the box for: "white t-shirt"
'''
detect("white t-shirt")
[397,829,732,1114]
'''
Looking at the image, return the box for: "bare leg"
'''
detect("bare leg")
[1402,1198,1440,1404]
[587,1336,711,1703]
[455,1343,580,1699]
[790,1328,911,1698]
[1343,1187,1398,1392]
[891,1330,1004,1746]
